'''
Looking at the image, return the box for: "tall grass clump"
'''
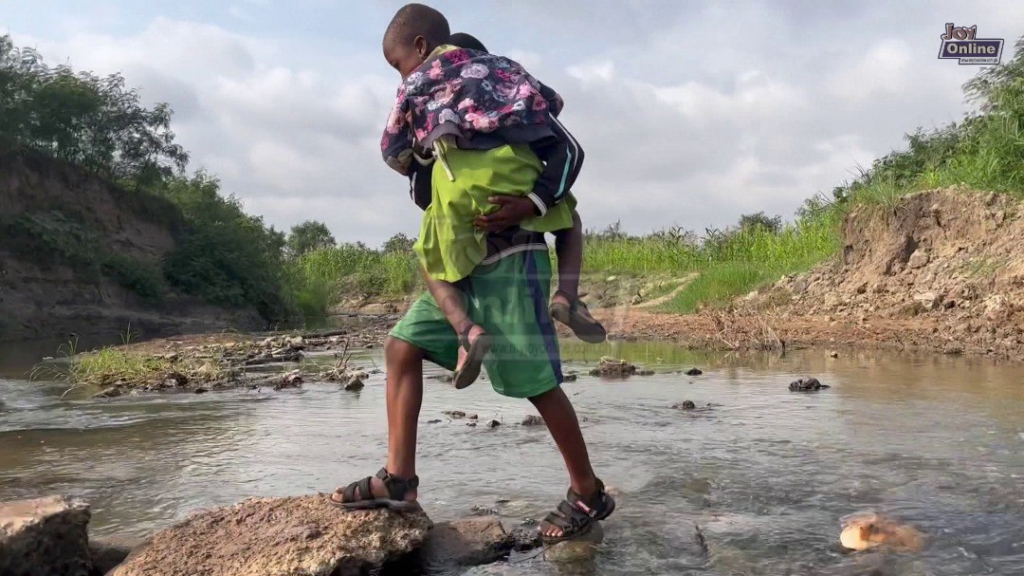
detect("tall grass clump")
[287,240,419,324]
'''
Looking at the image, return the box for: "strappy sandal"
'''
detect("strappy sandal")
[452,324,492,390]
[550,291,607,344]
[539,478,617,545]
[328,467,420,511]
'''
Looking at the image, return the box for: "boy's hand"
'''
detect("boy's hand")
[474,195,536,232]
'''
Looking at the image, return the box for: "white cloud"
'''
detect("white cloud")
[8,1,1021,247]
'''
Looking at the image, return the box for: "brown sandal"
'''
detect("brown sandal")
[550,291,607,344]
[452,324,492,390]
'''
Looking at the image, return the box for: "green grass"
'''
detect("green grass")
[287,244,420,324]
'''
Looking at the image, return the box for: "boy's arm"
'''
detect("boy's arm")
[525,114,585,216]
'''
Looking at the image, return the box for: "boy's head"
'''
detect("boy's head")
[382,3,450,78]
[448,32,488,53]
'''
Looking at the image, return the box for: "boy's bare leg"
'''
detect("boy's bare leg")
[529,386,600,538]
[330,336,422,503]
[420,268,486,370]
[552,209,584,306]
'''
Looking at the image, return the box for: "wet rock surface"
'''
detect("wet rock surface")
[416,516,515,569]
[0,495,92,576]
[543,522,605,564]
[789,377,830,392]
[589,357,655,377]
[88,538,136,576]
[110,495,432,576]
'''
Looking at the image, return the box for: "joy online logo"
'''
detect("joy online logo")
[938,23,1003,65]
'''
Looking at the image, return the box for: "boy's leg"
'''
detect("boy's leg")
[529,387,600,538]
[420,268,490,388]
[551,209,607,343]
[330,293,461,507]
[329,336,423,505]
[466,250,615,539]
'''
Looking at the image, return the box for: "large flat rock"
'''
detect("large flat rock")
[110,495,432,576]
[0,495,93,576]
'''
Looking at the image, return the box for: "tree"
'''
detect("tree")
[287,220,336,257]
[738,212,782,234]
[382,232,415,254]
[0,35,188,185]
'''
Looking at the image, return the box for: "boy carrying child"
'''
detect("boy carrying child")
[405,30,604,390]
[328,3,616,544]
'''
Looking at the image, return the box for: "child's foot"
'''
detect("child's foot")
[539,479,617,544]
[549,290,607,344]
[453,324,492,390]
[328,468,419,511]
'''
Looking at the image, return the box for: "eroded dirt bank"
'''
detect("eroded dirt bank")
[591,188,1024,361]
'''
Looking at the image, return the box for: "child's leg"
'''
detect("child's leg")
[420,268,491,389]
[550,209,607,343]
[421,267,473,335]
[530,386,615,540]
[552,209,584,302]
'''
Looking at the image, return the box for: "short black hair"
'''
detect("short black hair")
[383,3,450,51]
[448,32,488,53]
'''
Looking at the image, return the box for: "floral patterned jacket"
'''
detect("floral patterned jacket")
[380,45,565,177]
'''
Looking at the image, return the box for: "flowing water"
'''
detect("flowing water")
[2,340,1024,575]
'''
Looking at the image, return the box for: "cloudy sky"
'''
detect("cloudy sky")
[5,1,1022,246]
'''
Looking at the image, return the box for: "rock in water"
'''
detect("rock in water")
[543,522,605,563]
[0,495,92,576]
[344,376,364,391]
[110,495,432,576]
[685,368,703,376]
[89,538,138,576]
[416,517,514,569]
[789,377,830,391]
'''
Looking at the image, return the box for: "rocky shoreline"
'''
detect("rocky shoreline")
[32,315,400,399]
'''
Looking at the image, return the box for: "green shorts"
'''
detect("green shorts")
[388,250,563,398]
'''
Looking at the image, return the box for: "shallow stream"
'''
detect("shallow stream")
[2,340,1023,575]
